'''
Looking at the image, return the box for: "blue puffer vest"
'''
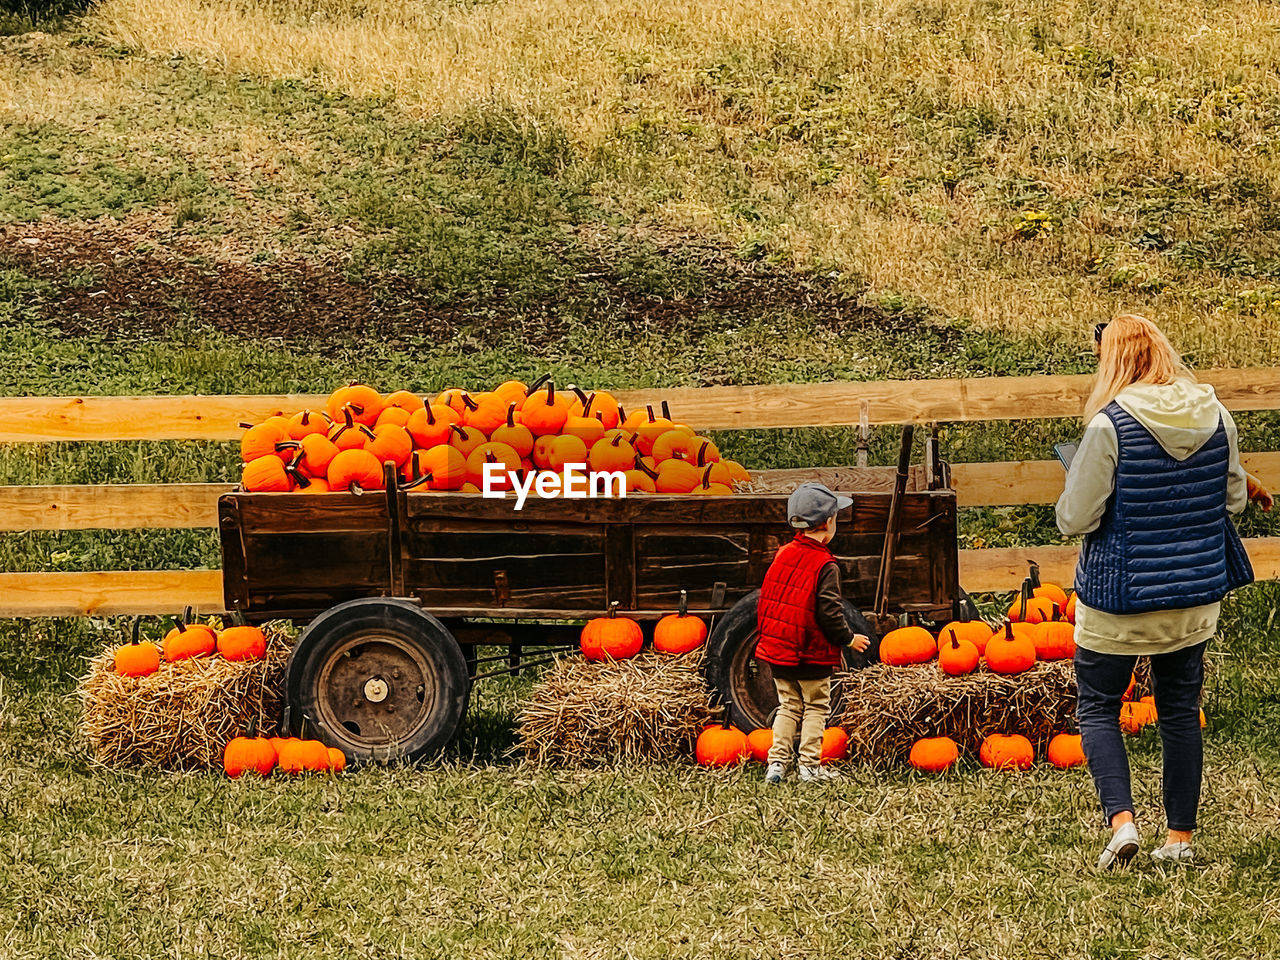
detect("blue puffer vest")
[1073,401,1254,615]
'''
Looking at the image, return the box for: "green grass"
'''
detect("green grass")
[3,586,1280,959]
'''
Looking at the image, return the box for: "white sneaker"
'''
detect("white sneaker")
[1152,842,1194,864]
[1097,821,1141,870]
[798,765,842,783]
[764,762,786,785]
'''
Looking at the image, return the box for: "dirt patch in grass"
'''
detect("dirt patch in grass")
[0,218,920,343]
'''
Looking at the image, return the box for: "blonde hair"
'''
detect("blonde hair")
[1083,314,1194,422]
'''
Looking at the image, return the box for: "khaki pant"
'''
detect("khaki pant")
[767,675,831,768]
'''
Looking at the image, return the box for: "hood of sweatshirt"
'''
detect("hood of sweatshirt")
[1113,379,1222,461]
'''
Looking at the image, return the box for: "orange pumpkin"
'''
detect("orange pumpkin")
[1032,607,1076,660]
[1027,561,1069,608]
[297,433,340,478]
[1007,579,1055,624]
[569,387,621,431]
[985,621,1037,675]
[746,727,773,763]
[163,616,217,661]
[286,409,330,441]
[491,403,534,458]
[114,619,160,678]
[979,733,1034,770]
[879,626,936,666]
[633,405,675,456]
[326,383,383,427]
[405,444,466,491]
[1047,733,1087,769]
[589,433,636,474]
[382,389,422,415]
[460,392,508,434]
[938,614,993,655]
[223,718,277,778]
[328,408,376,452]
[820,726,848,764]
[696,720,748,767]
[1064,591,1078,623]
[624,462,658,494]
[493,379,531,406]
[520,381,571,436]
[241,455,293,492]
[406,401,459,449]
[447,424,486,460]
[375,406,411,428]
[651,429,695,463]
[655,458,701,493]
[240,421,295,463]
[217,625,267,662]
[547,435,589,472]
[364,424,413,469]
[327,448,384,494]
[653,590,707,654]
[327,746,347,773]
[1120,701,1156,735]
[909,736,960,772]
[465,442,521,490]
[937,628,980,676]
[579,603,644,661]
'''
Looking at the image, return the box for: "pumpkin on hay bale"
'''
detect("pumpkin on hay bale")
[79,621,296,771]
[518,651,715,766]
[833,660,1077,764]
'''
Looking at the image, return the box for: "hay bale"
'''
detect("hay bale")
[833,660,1077,765]
[78,622,296,771]
[518,651,715,766]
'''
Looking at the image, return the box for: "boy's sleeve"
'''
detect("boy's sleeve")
[814,563,855,646]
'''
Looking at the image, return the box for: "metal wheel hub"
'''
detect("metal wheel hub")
[729,629,777,730]
[314,633,436,748]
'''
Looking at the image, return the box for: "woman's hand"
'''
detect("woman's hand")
[1247,472,1273,511]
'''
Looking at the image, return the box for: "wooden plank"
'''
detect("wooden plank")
[4,368,1280,441]
[0,483,229,531]
[958,537,1280,593]
[2,532,1279,616]
[0,569,224,616]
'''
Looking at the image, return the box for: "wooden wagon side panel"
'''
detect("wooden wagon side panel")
[220,495,394,619]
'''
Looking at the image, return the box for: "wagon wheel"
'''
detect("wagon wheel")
[285,598,471,764]
[704,590,880,732]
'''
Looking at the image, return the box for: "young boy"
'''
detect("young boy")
[755,482,869,784]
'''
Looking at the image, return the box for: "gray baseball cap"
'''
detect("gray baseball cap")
[787,482,853,528]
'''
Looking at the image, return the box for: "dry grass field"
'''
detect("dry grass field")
[2,2,1280,957]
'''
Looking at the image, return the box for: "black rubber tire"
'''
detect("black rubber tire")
[285,598,472,765]
[704,590,880,732]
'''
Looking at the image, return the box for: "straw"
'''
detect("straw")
[78,621,296,771]
[518,651,716,766]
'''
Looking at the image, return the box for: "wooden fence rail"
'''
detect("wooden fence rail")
[7,537,1280,616]
[1,367,1279,441]
[0,371,1277,616]
[4,450,1280,531]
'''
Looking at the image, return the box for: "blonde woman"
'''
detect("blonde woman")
[1056,315,1268,869]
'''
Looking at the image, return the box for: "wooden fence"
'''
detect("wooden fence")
[2,370,1278,615]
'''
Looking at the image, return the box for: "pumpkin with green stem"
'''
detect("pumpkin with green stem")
[654,590,707,654]
[223,718,277,778]
[579,602,644,661]
[114,618,160,678]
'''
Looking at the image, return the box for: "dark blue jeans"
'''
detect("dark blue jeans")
[1074,641,1207,832]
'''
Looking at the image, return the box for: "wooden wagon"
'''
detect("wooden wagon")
[220,437,961,762]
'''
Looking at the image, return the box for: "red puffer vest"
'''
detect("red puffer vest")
[754,534,842,668]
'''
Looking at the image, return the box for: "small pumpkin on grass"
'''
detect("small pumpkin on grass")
[1047,733,1087,769]
[879,625,937,666]
[979,733,1034,770]
[579,602,644,661]
[654,590,707,655]
[909,736,960,772]
[1120,700,1157,735]
[745,727,773,763]
[113,618,160,678]
[696,709,748,767]
[223,718,277,778]
[820,726,848,764]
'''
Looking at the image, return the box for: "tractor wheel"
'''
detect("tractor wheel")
[285,598,471,764]
[704,590,880,732]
